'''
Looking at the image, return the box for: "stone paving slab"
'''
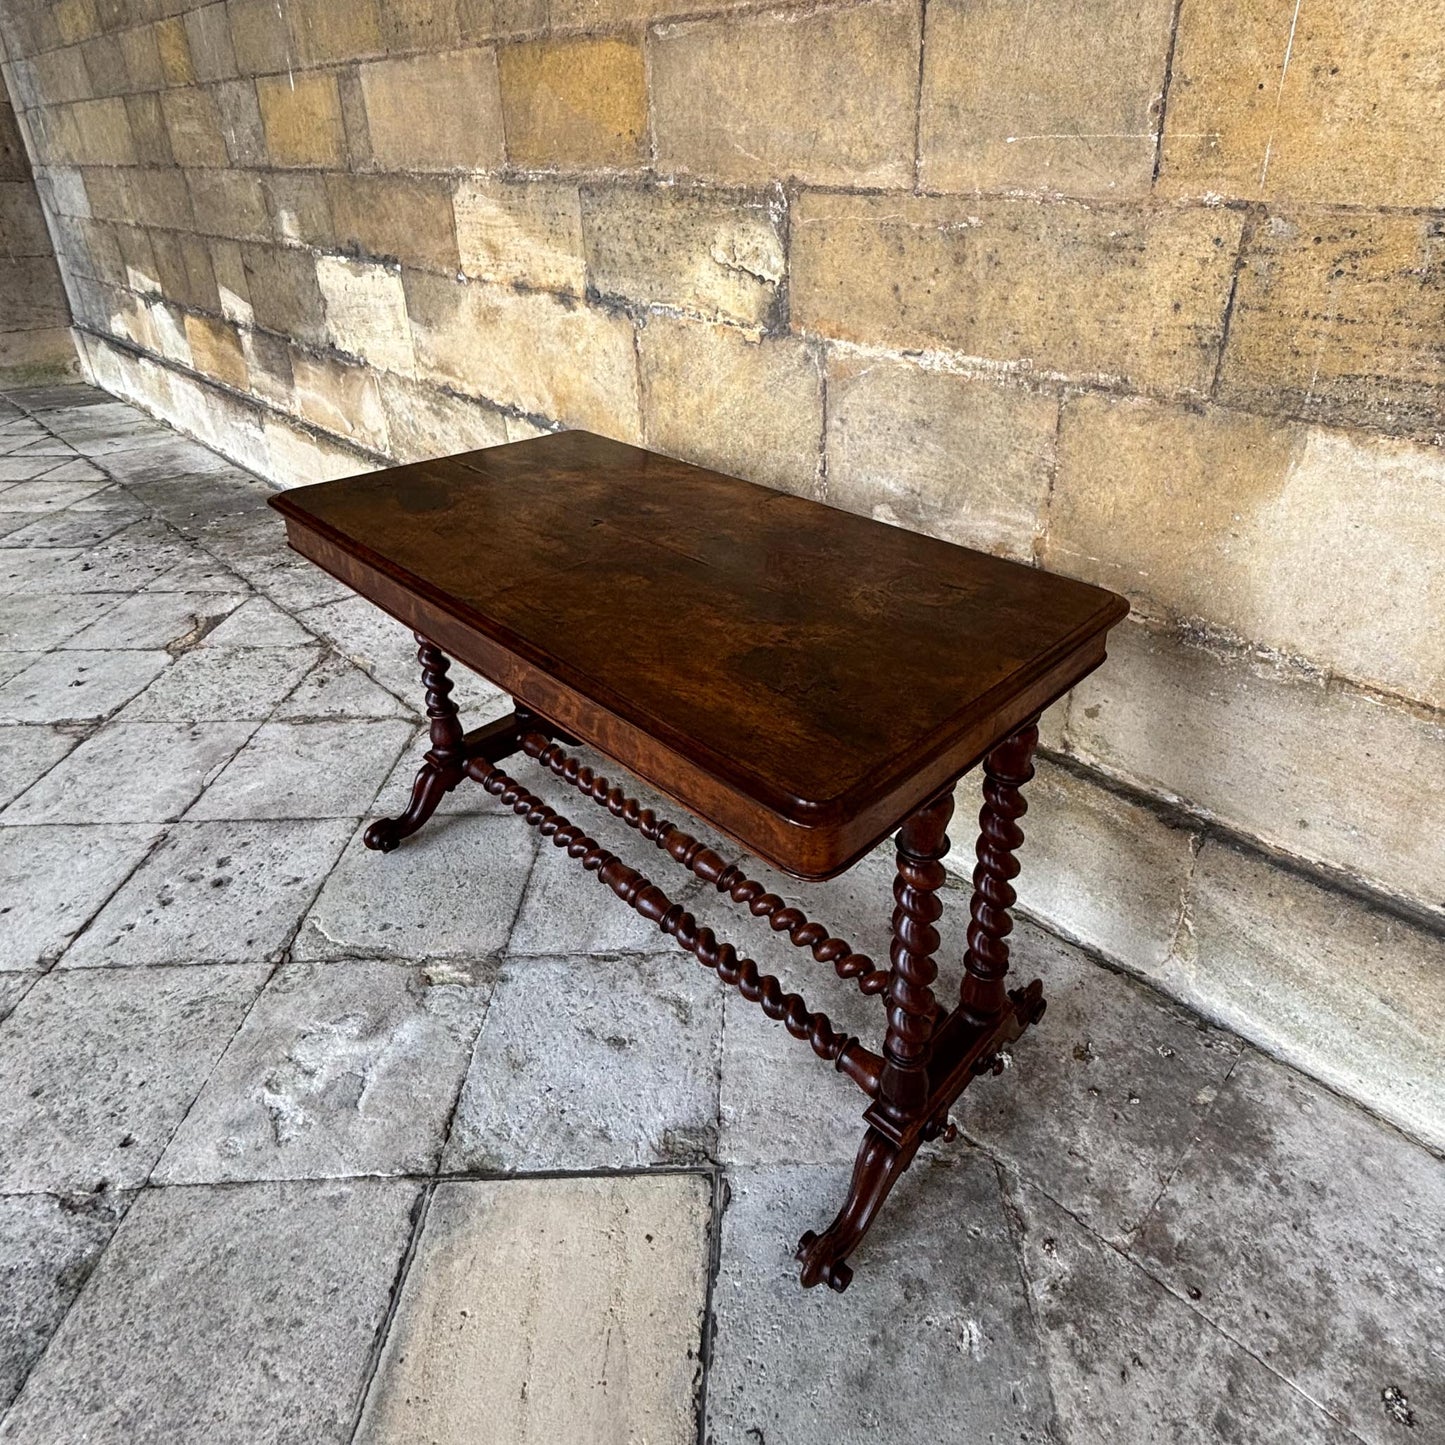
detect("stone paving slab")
[0,510,140,549]
[294,815,535,963]
[4,721,257,825]
[0,964,267,1193]
[61,818,355,969]
[0,977,31,1024]
[156,958,492,1184]
[0,655,39,688]
[1129,1050,1445,1444]
[202,596,316,649]
[0,823,161,971]
[707,1159,1057,1445]
[62,590,247,650]
[0,1191,131,1413]
[117,643,320,722]
[0,1179,422,1445]
[1010,1177,1359,1444]
[0,649,171,724]
[958,922,1245,1241]
[276,652,416,722]
[443,953,721,1172]
[186,719,413,821]
[0,726,78,810]
[357,1174,711,1445]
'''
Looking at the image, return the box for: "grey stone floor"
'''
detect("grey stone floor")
[0,381,1441,1445]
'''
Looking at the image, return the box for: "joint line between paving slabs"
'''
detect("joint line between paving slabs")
[694,1168,729,1445]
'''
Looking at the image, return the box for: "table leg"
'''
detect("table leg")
[364,634,469,852]
[797,789,955,1291]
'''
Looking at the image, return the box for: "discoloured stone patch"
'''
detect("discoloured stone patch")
[357,1175,710,1445]
[0,1180,422,1445]
[0,963,266,1191]
[157,958,491,1182]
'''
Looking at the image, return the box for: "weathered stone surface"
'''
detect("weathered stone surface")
[159,85,228,167]
[359,48,504,170]
[406,270,641,440]
[64,589,245,650]
[920,0,1174,197]
[453,175,585,293]
[239,242,324,345]
[639,314,822,494]
[5,720,253,823]
[0,822,160,970]
[200,596,313,647]
[357,1175,710,1445]
[290,352,389,454]
[1008,758,1199,972]
[1218,211,1445,437]
[1162,841,1445,1151]
[275,651,413,721]
[1158,0,1445,209]
[119,643,317,720]
[498,36,645,169]
[262,413,373,487]
[187,165,270,241]
[0,648,169,722]
[0,724,76,808]
[187,718,412,820]
[374,373,509,464]
[958,922,1243,1240]
[226,0,291,75]
[0,1179,421,1445]
[183,3,236,83]
[1132,1049,1445,1444]
[325,172,459,273]
[1064,620,1445,919]
[0,964,265,1191]
[444,954,720,1171]
[61,817,353,968]
[1047,395,1445,708]
[181,312,248,391]
[156,957,490,1182]
[294,815,533,962]
[582,183,785,328]
[792,192,1244,394]
[0,1191,130,1413]
[256,69,344,168]
[287,0,384,65]
[708,1160,1055,1443]
[825,354,1054,560]
[315,255,414,376]
[652,0,919,189]
[1012,1179,1359,1444]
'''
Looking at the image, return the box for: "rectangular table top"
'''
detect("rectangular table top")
[270,430,1128,879]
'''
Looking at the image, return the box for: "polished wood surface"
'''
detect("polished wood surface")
[270,430,1127,878]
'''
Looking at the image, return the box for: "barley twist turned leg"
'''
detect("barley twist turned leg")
[363,634,468,852]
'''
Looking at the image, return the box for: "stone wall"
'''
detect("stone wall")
[0,64,73,377]
[0,0,1440,1148]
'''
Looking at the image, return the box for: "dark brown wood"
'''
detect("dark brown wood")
[268,430,1130,1293]
[270,429,1128,880]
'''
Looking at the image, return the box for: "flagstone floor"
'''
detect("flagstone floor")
[0,380,1441,1445]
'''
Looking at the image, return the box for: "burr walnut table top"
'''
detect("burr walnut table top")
[270,430,1128,879]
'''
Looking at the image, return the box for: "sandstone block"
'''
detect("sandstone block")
[263,413,375,487]
[638,314,822,495]
[920,0,1174,197]
[652,0,919,188]
[291,352,390,453]
[263,172,331,248]
[80,35,128,98]
[1161,841,1445,1152]
[315,255,414,375]
[183,313,248,391]
[1217,210,1445,438]
[160,86,228,167]
[31,46,92,105]
[154,17,195,86]
[183,2,236,83]
[581,184,784,327]
[359,48,504,171]
[379,0,461,50]
[326,173,459,272]
[1046,394,1445,708]
[376,374,509,463]
[121,168,195,232]
[0,182,52,256]
[239,242,324,344]
[60,98,135,165]
[256,70,344,168]
[187,166,269,240]
[1063,619,1445,920]
[149,230,220,312]
[824,354,1055,560]
[226,0,291,75]
[406,270,641,439]
[791,192,1242,395]
[286,0,383,65]
[1158,0,1445,208]
[212,79,265,166]
[498,36,646,169]
[123,92,172,165]
[240,327,293,406]
[0,258,70,330]
[453,176,585,293]
[456,0,547,41]
[118,25,165,90]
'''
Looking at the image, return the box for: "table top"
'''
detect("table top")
[271,431,1128,878]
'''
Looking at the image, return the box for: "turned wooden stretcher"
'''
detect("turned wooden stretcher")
[270,430,1128,1292]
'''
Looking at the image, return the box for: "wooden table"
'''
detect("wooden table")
[270,430,1129,1292]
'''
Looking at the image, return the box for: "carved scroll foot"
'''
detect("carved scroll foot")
[363,759,461,852]
[796,1127,918,1292]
